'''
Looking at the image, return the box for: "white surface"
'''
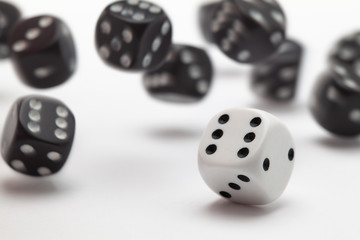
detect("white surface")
[0,0,360,239]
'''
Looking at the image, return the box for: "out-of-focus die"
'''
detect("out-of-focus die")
[143,44,213,103]
[1,95,76,177]
[95,0,172,71]
[9,15,76,88]
[251,39,303,101]
[330,32,360,92]
[0,1,21,59]
[199,1,220,43]
[310,72,360,137]
[210,0,286,63]
[198,108,295,205]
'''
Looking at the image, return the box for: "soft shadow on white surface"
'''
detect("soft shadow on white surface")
[145,127,203,140]
[313,136,360,150]
[215,67,250,80]
[1,177,70,196]
[250,99,307,115]
[202,198,287,219]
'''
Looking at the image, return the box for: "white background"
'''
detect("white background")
[1,0,360,239]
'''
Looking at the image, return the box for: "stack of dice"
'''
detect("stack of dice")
[0,1,77,176]
[199,0,304,102]
[310,32,360,137]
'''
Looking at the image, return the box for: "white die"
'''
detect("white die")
[198,108,295,205]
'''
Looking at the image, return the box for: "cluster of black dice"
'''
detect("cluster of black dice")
[0,1,77,177]
[95,0,214,103]
[199,0,303,102]
[311,32,360,137]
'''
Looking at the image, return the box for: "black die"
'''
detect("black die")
[0,1,21,59]
[143,44,213,103]
[310,73,360,137]
[211,0,286,63]
[1,95,76,176]
[330,32,360,92]
[199,1,220,43]
[95,0,172,71]
[9,15,77,88]
[251,40,303,101]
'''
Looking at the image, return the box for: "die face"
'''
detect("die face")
[310,72,360,137]
[198,108,294,205]
[143,44,213,103]
[330,32,360,92]
[199,2,220,43]
[95,0,172,71]
[1,95,76,177]
[9,15,77,88]
[211,0,286,63]
[251,40,303,101]
[0,1,21,59]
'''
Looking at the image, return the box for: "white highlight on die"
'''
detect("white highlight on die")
[47,152,62,161]
[354,60,360,78]
[38,17,54,28]
[55,129,68,140]
[279,67,296,81]
[180,50,194,64]
[339,47,356,61]
[161,21,170,36]
[270,32,283,45]
[38,167,52,176]
[100,20,112,34]
[233,20,245,33]
[122,28,133,43]
[27,121,41,133]
[56,106,69,118]
[56,118,68,129]
[227,29,238,42]
[276,87,292,99]
[237,50,251,61]
[188,65,202,79]
[349,109,360,124]
[11,160,26,172]
[110,4,123,13]
[139,2,150,9]
[221,39,232,52]
[334,64,347,77]
[13,40,28,52]
[110,37,122,51]
[149,6,161,14]
[132,13,145,21]
[99,45,110,59]
[152,37,162,52]
[249,9,266,25]
[142,53,152,68]
[271,10,285,25]
[120,53,132,68]
[29,110,41,122]
[326,86,343,104]
[127,0,139,5]
[25,28,41,40]
[197,80,209,94]
[0,13,7,28]
[20,144,36,155]
[34,66,54,79]
[29,99,42,110]
[343,78,360,91]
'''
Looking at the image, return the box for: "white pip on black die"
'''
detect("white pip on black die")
[1,95,76,177]
[198,108,295,205]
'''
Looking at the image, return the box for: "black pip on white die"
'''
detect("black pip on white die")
[310,73,360,137]
[1,95,76,176]
[143,44,213,103]
[211,0,286,63]
[0,1,21,59]
[9,15,77,88]
[95,0,172,71]
[330,32,360,92]
[251,39,303,101]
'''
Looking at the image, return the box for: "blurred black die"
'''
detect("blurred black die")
[310,73,360,137]
[1,95,76,176]
[95,0,172,71]
[199,1,220,43]
[9,15,76,88]
[251,40,303,101]
[143,44,213,103]
[0,1,21,59]
[211,0,286,63]
[330,32,360,92]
